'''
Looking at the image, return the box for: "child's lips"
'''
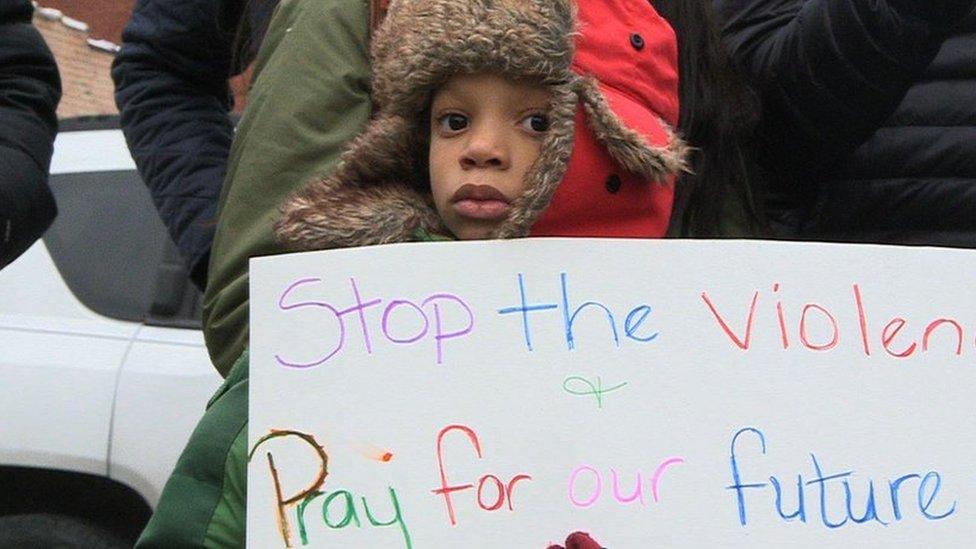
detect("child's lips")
[453,198,511,219]
[450,184,512,220]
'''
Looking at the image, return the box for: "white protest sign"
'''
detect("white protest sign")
[248,239,975,548]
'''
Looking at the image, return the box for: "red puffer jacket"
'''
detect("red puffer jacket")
[531,0,681,239]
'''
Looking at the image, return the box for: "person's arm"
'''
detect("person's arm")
[0,0,60,269]
[112,0,249,290]
[713,0,976,170]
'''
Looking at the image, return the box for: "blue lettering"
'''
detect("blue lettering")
[888,473,920,521]
[770,475,805,522]
[497,273,661,352]
[561,272,619,351]
[725,428,957,530]
[624,305,658,342]
[807,454,851,529]
[844,479,887,525]
[918,471,956,520]
[496,273,558,351]
[726,427,768,526]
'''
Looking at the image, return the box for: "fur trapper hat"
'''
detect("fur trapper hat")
[275,0,688,250]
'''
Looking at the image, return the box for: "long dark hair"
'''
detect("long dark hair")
[651,0,768,237]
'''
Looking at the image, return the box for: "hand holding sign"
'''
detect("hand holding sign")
[546,531,605,549]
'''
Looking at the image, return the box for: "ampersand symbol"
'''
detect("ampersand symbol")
[562,376,628,409]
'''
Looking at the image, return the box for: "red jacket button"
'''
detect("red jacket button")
[630,33,645,51]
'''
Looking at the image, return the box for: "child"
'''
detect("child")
[274,0,687,249]
[138,0,685,546]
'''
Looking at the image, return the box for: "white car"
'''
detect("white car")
[0,118,222,547]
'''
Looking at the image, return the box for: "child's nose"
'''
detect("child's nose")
[460,125,509,170]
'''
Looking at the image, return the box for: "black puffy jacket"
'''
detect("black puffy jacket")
[112,0,274,289]
[0,0,60,269]
[714,0,976,247]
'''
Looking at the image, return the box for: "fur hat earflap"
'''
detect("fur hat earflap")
[276,0,688,250]
[576,76,689,181]
[275,113,447,249]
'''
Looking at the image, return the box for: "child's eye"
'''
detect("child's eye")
[438,113,469,133]
[521,113,550,134]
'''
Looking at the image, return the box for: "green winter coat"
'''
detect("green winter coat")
[202,0,374,378]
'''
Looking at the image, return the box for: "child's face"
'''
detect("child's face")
[429,73,551,240]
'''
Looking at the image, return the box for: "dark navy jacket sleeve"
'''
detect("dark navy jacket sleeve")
[112,0,248,289]
[712,0,976,172]
[0,0,60,269]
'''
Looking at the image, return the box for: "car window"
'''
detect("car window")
[43,169,202,327]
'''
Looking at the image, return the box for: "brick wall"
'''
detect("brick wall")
[34,10,118,119]
[33,1,251,120]
[38,0,133,43]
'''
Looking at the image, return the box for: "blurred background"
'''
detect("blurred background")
[0,3,233,547]
[31,0,249,119]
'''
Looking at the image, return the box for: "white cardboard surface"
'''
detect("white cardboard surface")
[248,239,975,548]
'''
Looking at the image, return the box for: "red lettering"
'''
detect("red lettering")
[476,475,506,511]
[923,319,964,355]
[882,318,917,358]
[700,290,759,350]
[853,284,871,356]
[799,303,840,351]
[432,425,480,526]
[774,283,790,349]
[431,425,532,524]
[505,474,532,511]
